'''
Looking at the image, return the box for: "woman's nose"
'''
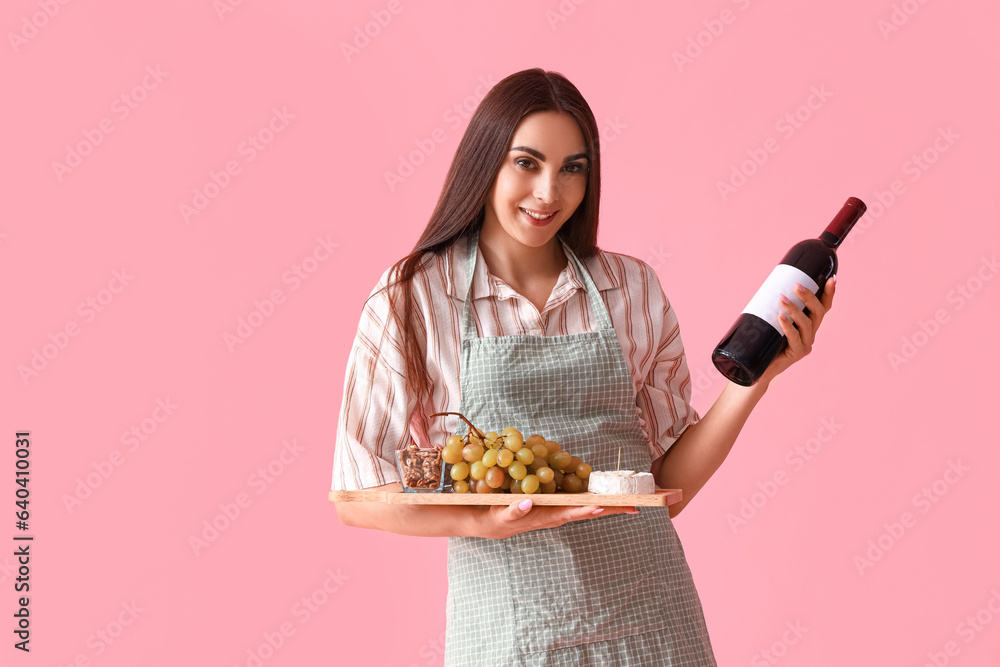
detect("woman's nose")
[533,170,560,203]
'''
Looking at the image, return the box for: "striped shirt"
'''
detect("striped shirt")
[332,234,700,491]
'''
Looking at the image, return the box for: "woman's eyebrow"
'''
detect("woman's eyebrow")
[509,146,589,163]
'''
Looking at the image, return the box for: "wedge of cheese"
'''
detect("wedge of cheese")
[587,470,655,495]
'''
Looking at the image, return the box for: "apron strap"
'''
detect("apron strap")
[461,228,613,340]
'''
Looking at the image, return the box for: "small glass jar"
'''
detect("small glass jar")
[395,446,445,493]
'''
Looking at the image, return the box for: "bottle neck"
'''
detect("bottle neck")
[820,230,843,248]
[821,197,867,248]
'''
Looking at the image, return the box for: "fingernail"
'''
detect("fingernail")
[778,294,791,304]
[778,311,789,320]
[519,499,532,510]
[793,283,806,293]
[627,508,640,514]
[591,508,604,515]
[831,275,837,285]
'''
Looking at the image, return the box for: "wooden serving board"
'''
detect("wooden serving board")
[329,488,681,507]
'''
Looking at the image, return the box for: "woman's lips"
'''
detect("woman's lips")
[520,207,558,227]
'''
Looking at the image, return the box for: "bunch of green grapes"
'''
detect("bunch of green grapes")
[434,413,592,495]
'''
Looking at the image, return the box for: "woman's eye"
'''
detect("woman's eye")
[563,162,586,174]
[515,157,535,169]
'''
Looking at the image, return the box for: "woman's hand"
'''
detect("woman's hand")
[652,276,837,515]
[760,275,837,384]
[478,500,638,539]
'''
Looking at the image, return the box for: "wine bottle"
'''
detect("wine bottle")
[712,197,867,386]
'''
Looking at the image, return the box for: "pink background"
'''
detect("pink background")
[3,1,999,665]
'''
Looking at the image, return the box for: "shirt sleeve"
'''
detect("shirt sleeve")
[633,263,701,460]
[331,269,418,491]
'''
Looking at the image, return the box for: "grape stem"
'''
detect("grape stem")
[429,411,486,440]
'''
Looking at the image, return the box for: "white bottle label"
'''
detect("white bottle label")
[740,264,819,333]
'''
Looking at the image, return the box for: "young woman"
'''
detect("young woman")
[332,68,835,666]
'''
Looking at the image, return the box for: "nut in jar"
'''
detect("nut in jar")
[395,443,445,493]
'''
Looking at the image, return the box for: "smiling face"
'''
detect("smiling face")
[482,111,589,253]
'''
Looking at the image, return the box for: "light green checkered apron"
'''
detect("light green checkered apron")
[443,231,716,666]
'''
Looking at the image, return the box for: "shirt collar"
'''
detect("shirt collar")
[445,233,619,301]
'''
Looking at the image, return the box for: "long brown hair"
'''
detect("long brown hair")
[376,68,602,402]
